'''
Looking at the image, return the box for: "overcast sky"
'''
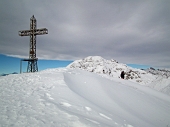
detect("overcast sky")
[0,0,170,68]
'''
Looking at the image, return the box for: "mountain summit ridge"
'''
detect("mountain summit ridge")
[67,56,154,83]
[67,56,170,95]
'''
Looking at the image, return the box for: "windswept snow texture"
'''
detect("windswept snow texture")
[67,56,170,95]
[0,68,170,127]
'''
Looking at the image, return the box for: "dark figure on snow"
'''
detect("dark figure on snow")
[120,71,125,79]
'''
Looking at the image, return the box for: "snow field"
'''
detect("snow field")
[0,68,170,127]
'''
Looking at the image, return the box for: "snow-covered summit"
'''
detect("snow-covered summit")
[67,56,170,95]
[67,56,155,84]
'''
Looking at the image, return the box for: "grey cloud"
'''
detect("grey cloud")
[0,0,170,68]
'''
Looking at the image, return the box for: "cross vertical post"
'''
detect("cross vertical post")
[19,15,48,73]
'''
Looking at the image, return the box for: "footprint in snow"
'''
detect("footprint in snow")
[60,102,72,107]
[45,93,54,100]
[85,118,100,125]
[85,106,92,111]
[99,113,112,120]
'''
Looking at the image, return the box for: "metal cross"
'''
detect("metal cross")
[19,15,48,72]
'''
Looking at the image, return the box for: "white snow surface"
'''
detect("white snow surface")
[0,67,170,127]
[67,56,170,95]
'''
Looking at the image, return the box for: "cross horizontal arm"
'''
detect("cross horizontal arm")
[19,28,48,36]
[34,28,48,35]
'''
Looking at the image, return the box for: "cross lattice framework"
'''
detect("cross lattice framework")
[19,15,48,73]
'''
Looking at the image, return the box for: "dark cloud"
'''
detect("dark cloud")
[0,0,170,68]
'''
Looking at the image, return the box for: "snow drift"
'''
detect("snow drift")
[0,68,170,127]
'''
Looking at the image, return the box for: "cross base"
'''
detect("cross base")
[20,58,38,73]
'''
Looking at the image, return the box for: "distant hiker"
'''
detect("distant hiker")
[120,71,125,79]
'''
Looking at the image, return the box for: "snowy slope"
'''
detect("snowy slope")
[147,76,170,95]
[67,56,170,95]
[144,67,170,95]
[0,68,170,127]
